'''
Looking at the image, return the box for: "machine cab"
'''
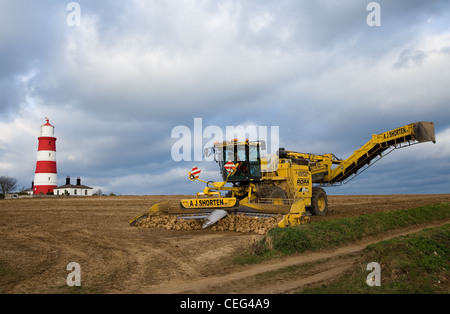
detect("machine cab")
[207,140,263,182]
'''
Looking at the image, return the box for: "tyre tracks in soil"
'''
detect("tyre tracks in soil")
[138,219,450,294]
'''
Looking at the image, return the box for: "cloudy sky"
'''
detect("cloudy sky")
[0,0,449,196]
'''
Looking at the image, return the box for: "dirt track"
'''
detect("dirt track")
[0,194,449,294]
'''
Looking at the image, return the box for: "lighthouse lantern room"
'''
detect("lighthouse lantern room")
[33,118,58,195]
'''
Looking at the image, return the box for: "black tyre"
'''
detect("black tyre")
[257,185,288,204]
[310,187,328,216]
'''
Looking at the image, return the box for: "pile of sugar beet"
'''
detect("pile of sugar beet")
[136,213,283,235]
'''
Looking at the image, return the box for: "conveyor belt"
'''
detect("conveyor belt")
[327,122,435,185]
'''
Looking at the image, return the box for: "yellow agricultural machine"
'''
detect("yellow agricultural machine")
[130,121,436,228]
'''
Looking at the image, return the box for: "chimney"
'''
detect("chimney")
[66,176,70,185]
[31,181,34,188]
[77,177,81,186]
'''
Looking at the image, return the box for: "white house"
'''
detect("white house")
[54,176,93,196]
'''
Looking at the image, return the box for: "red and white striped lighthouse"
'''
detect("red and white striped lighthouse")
[33,118,57,195]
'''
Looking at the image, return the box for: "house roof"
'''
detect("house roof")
[55,184,93,190]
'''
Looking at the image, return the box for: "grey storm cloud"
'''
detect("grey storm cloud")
[0,0,450,195]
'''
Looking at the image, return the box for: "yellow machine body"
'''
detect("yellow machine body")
[130,122,436,228]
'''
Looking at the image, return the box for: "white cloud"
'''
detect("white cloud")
[415,127,450,159]
[249,12,274,33]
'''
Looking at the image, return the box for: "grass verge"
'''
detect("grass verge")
[300,223,450,294]
[234,202,450,264]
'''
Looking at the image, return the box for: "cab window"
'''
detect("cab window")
[249,146,259,162]
[236,145,246,162]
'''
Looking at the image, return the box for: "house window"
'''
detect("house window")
[74,189,77,195]
[85,190,87,195]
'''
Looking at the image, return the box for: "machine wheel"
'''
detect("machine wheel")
[310,187,328,216]
[257,185,288,204]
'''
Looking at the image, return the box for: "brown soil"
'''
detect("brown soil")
[0,194,449,294]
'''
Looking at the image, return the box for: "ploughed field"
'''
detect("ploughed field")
[0,194,449,294]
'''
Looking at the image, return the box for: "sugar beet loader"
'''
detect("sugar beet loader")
[130,121,436,230]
